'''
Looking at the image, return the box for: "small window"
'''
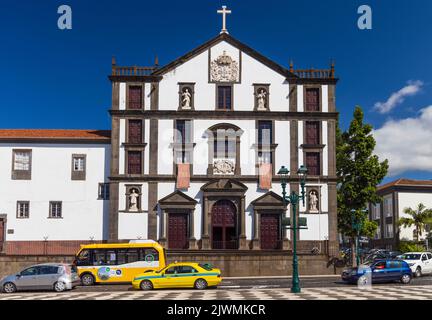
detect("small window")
[305,121,320,145]
[49,202,62,218]
[128,86,143,109]
[128,120,143,144]
[305,88,320,111]
[12,150,32,180]
[106,250,117,265]
[217,86,232,110]
[93,250,107,266]
[258,121,273,145]
[39,266,59,275]
[165,267,177,275]
[76,249,91,266]
[140,248,159,262]
[127,151,142,174]
[71,154,86,180]
[305,152,320,176]
[178,266,197,274]
[98,183,110,200]
[21,267,38,276]
[17,201,30,219]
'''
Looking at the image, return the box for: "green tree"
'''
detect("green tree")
[337,106,389,265]
[398,203,432,242]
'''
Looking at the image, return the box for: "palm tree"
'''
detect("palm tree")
[398,203,432,242]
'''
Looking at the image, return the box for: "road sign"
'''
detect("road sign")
[359,236,369,243]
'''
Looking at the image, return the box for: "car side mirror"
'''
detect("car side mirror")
[161,273,165,277]
[16,274,22,278]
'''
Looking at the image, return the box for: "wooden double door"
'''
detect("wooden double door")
[167,213,189,250]
[212,200,238,249]
[260,213,282,250]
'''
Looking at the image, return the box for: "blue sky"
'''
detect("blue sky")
[1,0,431,183]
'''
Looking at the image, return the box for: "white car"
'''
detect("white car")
[398,252,432,277]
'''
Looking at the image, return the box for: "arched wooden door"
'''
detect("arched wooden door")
[211,200,238,249]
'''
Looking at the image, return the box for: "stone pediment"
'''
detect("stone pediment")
[201,179,248,192]
[158,190,197,210]
[251,191,285,210]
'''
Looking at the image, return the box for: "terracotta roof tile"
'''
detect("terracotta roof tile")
[0,129,111,141]
[378,178,432,191]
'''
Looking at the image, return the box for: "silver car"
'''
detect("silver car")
[0,263,80,293]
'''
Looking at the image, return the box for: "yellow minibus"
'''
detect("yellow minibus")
[74,240,167,285]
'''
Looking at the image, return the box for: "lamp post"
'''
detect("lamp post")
[278,165,308,294]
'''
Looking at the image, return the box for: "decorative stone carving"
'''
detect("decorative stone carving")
[308,190,319,213]
[129,188,140,212]
[257,89,267,110]
[210,51,239,82]
[213,159,235,175]
[181,88,192,109]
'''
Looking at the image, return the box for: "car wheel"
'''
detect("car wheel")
[401,274,412,284]
[54,281,66,292]
[3,282,17,294]
[81,273,95,286]
[194,279,208,290]
[140,280,153,291]
[415,267,422,278]
[357,275,369,286]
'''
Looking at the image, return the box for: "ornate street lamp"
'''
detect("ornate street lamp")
[278,165,308,294]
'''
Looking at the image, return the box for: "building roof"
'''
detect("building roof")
[0,129,111,143]
[377,178,432,192]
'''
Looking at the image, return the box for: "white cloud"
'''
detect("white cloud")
[373,106,432,176]
[374,80,423,114]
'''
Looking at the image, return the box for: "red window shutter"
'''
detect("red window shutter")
[128,86,142,109]
[305,88,320,111]
[128,120,142,143]
[306,152,320,176]
[306,122,320,145]
[128,151,142,174]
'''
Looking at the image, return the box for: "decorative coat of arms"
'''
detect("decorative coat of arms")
[213,159,235,175]
[210,51,239,82]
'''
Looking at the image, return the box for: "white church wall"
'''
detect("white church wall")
[322,121,328,176]
[299,213,329,241]
[119,83,126,110]
[322,85,329,112]
[297,85,304,112]
[158,40,290,112]
[0,143,110,241]
[275,121,290,172]
[298,121,304,167]
[119,119,126,175]
[158,119,174,174]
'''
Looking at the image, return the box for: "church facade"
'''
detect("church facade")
[0,31,339,259]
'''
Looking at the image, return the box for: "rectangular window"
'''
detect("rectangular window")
[71,154,86,180]
[175,120,193,164]
[49,202,62,218]
[128,120,143,144]
[12,150,32,180]
[305,152,320,176]
[384,197,393,217]
[214,136,235,159]
[305,121,320,145]
[385,223,394,238]
[258,121,273,145]
[127,151,142,174]
[374,227,381,240]
[128,86,143,109]
[73,157,85,171]
[305,88,320,111]
[17,201,30,219]
[217,86,232,110]
[98,183,110,200]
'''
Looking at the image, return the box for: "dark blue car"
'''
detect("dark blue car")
[341,259,412,285]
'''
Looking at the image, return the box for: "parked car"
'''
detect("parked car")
[132,262,222,290]
[398,252,432,277]
[341,259,412,285]
[0,263,80,293]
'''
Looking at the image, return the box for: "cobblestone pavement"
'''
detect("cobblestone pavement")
[1,285,432,300]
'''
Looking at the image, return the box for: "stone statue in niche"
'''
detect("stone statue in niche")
[213,159,235,175]
[129,189,139,212]
[309,190,319,213]
[257,89,267,110]
[181,88,192,109]
[210,51,239,82]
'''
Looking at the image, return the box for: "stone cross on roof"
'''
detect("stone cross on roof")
[217,6,232,34]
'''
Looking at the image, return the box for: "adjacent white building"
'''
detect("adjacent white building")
[369,179,432,250]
